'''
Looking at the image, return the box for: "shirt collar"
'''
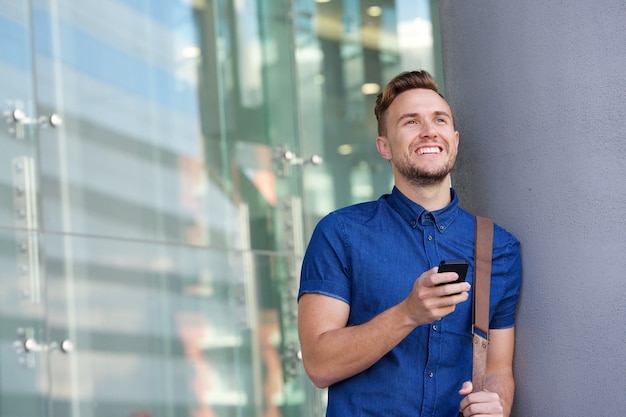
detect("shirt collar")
[387,186,460,232]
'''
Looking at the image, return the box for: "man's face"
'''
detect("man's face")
[376,88,459,187]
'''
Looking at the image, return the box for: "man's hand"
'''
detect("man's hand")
[458,381,505,417]
[401,267,471,327]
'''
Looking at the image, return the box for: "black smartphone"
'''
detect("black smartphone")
[436,259,469,285]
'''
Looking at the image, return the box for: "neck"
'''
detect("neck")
[394,175,452,212]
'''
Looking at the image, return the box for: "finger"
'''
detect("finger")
[458,380,473,396]
[433,271,460,286]
[422,267,441,286]
[439,282,471,297]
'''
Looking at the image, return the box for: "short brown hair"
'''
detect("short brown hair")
[374,70,449,136]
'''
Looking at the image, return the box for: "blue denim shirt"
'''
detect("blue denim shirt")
[298,187,522,417]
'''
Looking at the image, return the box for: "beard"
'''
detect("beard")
[393,152,456,187]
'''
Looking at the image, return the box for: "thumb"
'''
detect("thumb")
[458,380,473,396]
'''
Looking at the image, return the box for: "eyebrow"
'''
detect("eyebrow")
[396,110,452,124]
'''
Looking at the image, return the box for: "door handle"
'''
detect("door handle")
[273,144,323,177]
[19,337,75,354]
[50,339,75,354]
[7,107,62,128]
[4,104,63,140]
[23,337,43,352]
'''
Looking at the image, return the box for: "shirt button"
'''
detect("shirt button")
[427,235,433,241]
[432,325,438,331]
[411,220,416,227]
[428,372,434,378]
[439,225,444,231]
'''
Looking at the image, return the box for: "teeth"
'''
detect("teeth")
[418,147,440,155]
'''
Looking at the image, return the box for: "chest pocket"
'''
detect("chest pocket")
[349,255,420,325]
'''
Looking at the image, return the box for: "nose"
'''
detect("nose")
[419,120,437,137]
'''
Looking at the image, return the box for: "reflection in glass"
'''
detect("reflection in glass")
[0,0,442,416]
[295,0,442,231]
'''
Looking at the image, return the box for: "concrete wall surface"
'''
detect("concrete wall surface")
[438,1,626,416]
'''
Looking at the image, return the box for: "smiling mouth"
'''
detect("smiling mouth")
[417,146,442,155]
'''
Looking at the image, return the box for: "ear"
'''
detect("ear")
[454,130,460,151]
[376,135,392,160]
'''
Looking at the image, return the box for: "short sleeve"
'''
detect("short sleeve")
[490,233,522,329]
[298,212,352,305]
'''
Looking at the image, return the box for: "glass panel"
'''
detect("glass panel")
[0,0,39,230]
[30,0,247,247]
[44,232,317,417]
[254,3,326,415]
[44,233,254,416]
[0,228,48,417]
[0,2,49,416]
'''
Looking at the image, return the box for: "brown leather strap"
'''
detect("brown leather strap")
[472,216,493,392]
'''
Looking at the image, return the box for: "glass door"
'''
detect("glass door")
[27,0,275,415]
[209,0,324,415]
[255,2,326,416]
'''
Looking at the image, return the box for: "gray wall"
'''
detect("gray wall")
[438,1,626,416]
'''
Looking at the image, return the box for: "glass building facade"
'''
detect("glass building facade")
[0,0,442,415]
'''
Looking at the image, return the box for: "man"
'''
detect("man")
[297,70,522,417]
